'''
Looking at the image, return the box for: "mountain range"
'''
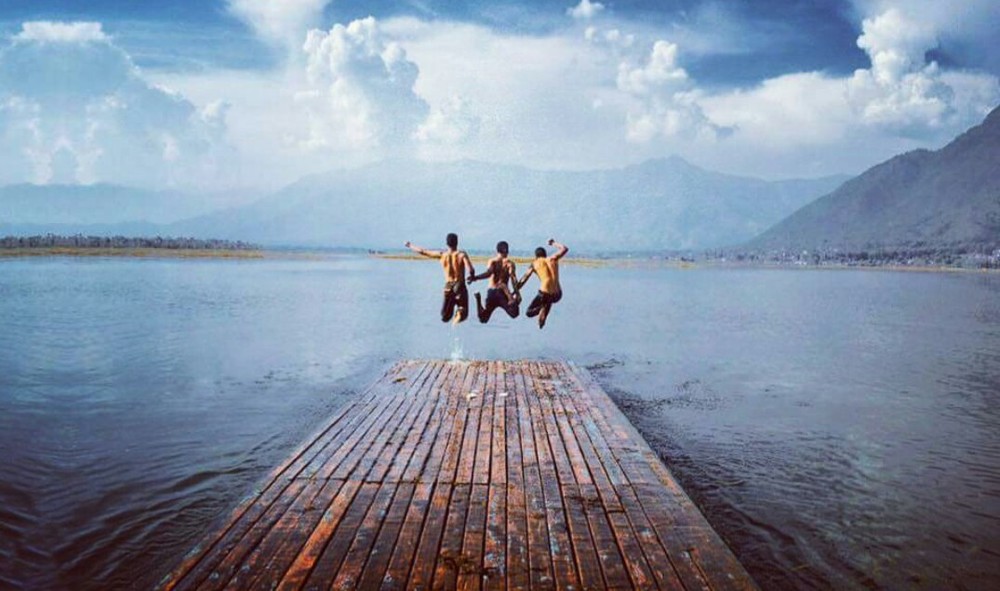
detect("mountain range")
[745,105,1000,253]
[172,157,846,252]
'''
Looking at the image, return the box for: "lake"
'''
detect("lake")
[0,255,997,590]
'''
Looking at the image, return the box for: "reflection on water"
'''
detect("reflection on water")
[0,256,998,590]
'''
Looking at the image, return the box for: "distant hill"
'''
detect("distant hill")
[745,105,1000,253]
[174,157,846,252]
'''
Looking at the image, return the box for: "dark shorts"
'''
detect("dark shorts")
[477,287,520,322]
[526,290,562,317]
[442,280,469,322]
[486,288,515,309]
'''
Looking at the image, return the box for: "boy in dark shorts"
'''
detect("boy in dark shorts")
[469,240,520,323]
[405,233,476,323]
[517,238,568,329]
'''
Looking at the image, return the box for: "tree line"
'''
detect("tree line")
[708,244,1000,269]
[0,234,259,251]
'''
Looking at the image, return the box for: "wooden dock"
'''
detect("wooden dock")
[159,360,757,590]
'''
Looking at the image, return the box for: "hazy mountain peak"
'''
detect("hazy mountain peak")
[746,105,1000,252]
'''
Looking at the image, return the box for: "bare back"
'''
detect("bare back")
[532,257,561,294]
[487,256,516,289]
[441,250,467,283]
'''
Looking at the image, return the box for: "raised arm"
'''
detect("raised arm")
[404,241,442,258]
[548,238,569,261]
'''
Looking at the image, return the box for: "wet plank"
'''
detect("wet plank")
[159,360,758,591]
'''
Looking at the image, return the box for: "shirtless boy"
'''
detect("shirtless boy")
[405,233,476,323]
[469,241,520,323]
[517,238,568,329]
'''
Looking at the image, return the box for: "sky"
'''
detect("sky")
[0,0,997,190]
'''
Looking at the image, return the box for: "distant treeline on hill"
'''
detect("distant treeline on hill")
[0,234,259,250]
[710,244,1000,269]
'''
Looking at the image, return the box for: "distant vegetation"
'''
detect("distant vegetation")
[1,234,259,251]
[708,244,1000,270]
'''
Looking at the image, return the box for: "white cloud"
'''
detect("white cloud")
[297,17,429,154]
[15,21,108,43]
[567,0,605,21]
[584,26,635,51]
[227,0,331,50]
[0,21,232,187]
[846,6,998,136]
[617,40,730,142]
[415,95,480,145]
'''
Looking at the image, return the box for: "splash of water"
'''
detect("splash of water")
[450,336,464,361]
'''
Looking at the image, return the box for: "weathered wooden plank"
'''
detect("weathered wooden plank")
[472,361,496,486]
[502,363,530,591]
[432,482,472,590]
[483,483,507,591]
[512,365,555,591]
[525,361,583,591]
[456,363,488,485]
[381,481,434,590]
[456,482,489,591]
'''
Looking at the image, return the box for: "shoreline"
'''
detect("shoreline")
[0,247,265,259]
[2,247,996,273]
[375,252,998,274]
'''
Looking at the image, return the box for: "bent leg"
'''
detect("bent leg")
[538,302,551,328]
[456,287,470,322]
[475,292,488,323]
[504,300,520,319]
[526,293,544,318]
[441,290,456,322]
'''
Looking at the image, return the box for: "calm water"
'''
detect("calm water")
[0,256,998,590]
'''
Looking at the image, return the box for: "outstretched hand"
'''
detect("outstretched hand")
[404,241,412,248]
[467,274,476,284]
[547,238,555,246]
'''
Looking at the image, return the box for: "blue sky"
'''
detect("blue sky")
[0,0,997,189]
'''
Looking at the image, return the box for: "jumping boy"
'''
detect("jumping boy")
[517,238,568,329]
[405,233,476,323]
[469,240,520,323]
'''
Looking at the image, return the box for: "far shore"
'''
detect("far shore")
[2,246,996,273]
[0,247,265,259]
[375,252,999,274]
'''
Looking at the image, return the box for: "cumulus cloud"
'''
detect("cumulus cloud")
[567,0,605,21]
[297,17,429,153]
[846,7,998,136]
[0,21,232,187]
[617,41,731,142]
[414,96,480,144]
[227,0,331,50]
